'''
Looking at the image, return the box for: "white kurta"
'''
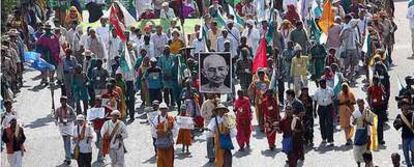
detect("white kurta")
[242,28,261,55]
[96,26,110,49]
[72,124,95,153]
[100,120,128,149]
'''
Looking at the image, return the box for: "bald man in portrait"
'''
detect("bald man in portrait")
[201,54,231,93]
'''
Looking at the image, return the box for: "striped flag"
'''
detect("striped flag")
[108,1,136,42]
[228,4,245,27]
[119,43,133,73]
[333,73,341,96]
[199,18,209,52]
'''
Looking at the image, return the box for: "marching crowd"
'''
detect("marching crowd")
[1,0,414,167]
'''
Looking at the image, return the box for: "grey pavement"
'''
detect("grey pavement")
[2,1,414,167]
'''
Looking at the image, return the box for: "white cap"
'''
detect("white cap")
[159,103,168,109]
[246,20,254,26]
[111,110,121,116]
[294,44,302,51]
[76,114,85,121]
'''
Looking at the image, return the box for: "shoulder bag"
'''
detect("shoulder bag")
[215,117,234,150]
[155,115,174,150]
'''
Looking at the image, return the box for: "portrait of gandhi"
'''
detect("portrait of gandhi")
[200,53,232,93]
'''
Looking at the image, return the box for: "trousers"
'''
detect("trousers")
[206,137,215,160]
[77,152,92,167]
[403,137,414,167]
[318,105,334,142]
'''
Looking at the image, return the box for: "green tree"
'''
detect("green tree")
[1,0,18,32]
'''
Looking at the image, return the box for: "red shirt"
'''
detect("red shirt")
[367,85,385,108]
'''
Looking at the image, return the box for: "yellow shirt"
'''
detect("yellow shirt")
[291,56,309,77]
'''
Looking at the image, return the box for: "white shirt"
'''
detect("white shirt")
[206,116,237,138]
[79,34,89,47]
[72,124,95,153]
[131,35,144,48]
[216,36,237,57]
[191,39,206,55]
[160,8,176,20]
[242,27,260,55]
[408,6,414,29]
[313,87,334,106]
[66,29,76,46]
[100,120,128,149]
[108,36,122,62]
[151,33,169,57]
[150,114,178,138]
[138,42,155,58]
[96,26,110,49]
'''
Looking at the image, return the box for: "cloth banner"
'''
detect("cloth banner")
[176,116,195,129]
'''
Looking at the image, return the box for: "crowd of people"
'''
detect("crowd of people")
[1,0,414,167]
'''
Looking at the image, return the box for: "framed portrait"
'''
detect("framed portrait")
[198,52,232,93]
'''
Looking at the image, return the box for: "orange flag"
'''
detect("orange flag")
[318,0,334,34]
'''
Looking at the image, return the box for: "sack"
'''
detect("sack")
[155,132,173,150]
[72,144,80,160]
[354,128,368,145]
[282,136,293,154]
[219,133,234,150]
[215,117,234,150]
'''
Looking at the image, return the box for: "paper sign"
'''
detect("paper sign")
[176,116,195,130]
[87,107,105,121]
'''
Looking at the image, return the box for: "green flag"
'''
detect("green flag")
[119,43,133,73]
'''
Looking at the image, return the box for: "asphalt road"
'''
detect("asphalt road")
[2,1,414,167]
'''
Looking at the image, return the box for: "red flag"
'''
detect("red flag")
[252,38,268,74]
[109,5,127,42]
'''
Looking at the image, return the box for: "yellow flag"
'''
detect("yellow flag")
[318,0,334,34]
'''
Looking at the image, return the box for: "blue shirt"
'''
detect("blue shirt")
[145,67,163,89]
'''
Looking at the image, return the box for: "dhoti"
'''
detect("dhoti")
[157,146,174,167]
[109,147,125,167]
[7,151,23,167]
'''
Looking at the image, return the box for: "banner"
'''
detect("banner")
[176,116,195,129]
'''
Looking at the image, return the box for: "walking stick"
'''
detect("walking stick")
[50,81,56,116]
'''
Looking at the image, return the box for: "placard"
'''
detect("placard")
[176,116,195,130]
[87,107,105,121]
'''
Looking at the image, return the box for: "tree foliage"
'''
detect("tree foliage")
[1,0,18,32]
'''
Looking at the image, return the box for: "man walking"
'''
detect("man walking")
[2,117,26,167]
[313,79,335,147]
[55,96,76,165]
[101,110,128,167]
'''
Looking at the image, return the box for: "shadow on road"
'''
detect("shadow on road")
[142,155,156,164]
[260,148,280,158]
[233,148,252,158]
[25,116,54,129]
[28,84,48,92]
[201,162,214,167]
